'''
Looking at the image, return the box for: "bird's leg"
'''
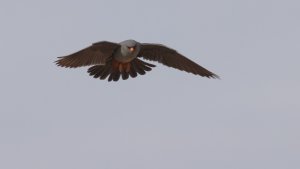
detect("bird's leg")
[119,64,124,73]
[112,59,121,72]
[118,62,131,73]
[125,62,131,73]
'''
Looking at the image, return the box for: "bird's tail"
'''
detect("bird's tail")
[87,58,155,82]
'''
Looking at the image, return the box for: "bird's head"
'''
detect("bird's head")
[120,39,140,54]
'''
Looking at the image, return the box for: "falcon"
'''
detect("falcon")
[55,39,219,81]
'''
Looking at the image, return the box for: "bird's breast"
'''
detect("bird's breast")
[113,50,137,63]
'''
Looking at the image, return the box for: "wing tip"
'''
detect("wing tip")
[54,58,76,68]
[203,72,220,79]
[210,73,220,79]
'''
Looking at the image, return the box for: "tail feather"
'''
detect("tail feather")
[136,60,152,71]
[87,58,155,81]
[129,67,137,78]
[112,72,121,81]
[121,71,129,80]
[100,65,111,80]
[87,65,105,78]
[131,60,145,75]
[108,71,117,82]
[137,59,156,68]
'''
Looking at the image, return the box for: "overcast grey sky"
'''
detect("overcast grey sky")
[0,0,299,169]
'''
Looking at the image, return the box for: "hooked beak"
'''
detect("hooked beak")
[129,47,135,52]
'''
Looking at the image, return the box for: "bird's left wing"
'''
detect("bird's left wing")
[138,43,219,78]
[55,41,120,68]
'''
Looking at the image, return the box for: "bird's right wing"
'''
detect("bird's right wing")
[55,41,120,68]
[139,43,219,78]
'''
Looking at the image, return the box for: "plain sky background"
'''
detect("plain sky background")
[0,0,299,169]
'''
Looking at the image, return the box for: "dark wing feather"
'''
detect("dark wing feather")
[138,44,219,78]
[55,41,119,68]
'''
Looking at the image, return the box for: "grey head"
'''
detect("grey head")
[119,39,139,47]
[117,39,141,62]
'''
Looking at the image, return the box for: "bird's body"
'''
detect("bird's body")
[55,39,218,81]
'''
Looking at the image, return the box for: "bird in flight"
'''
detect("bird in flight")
[55,39,219,81]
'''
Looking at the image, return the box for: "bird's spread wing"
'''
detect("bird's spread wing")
[55,41,120,68]
[138,43,219,78]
